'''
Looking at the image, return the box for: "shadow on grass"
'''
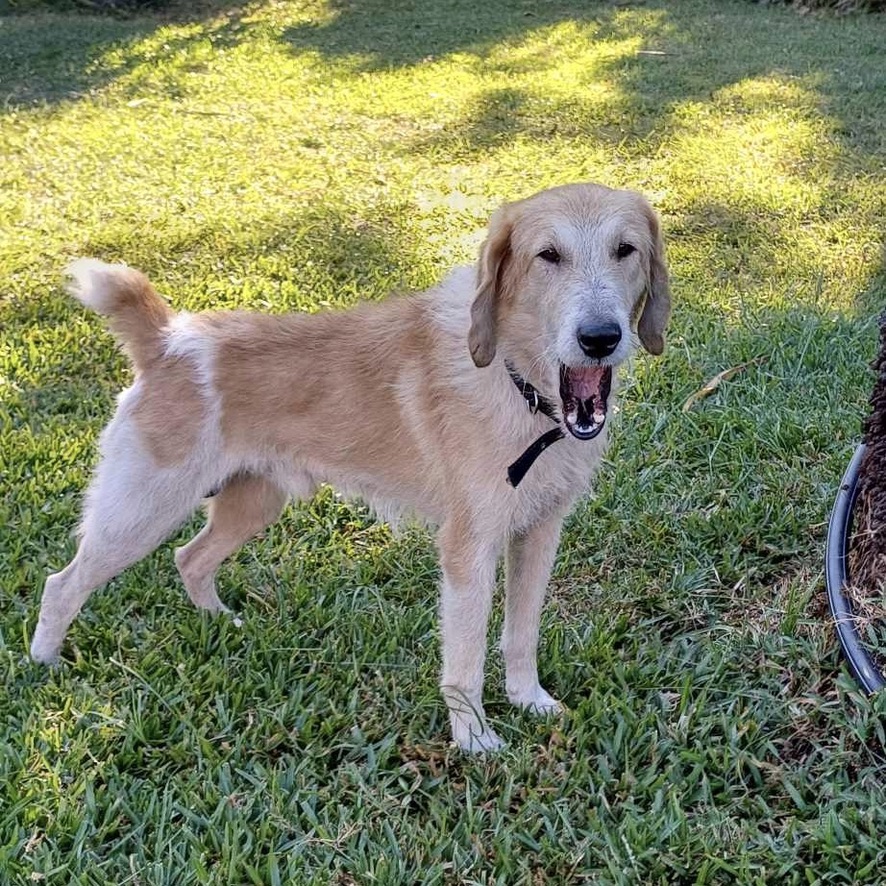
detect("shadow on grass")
[0,2,248,110]
[281,0,598,71]
[855,265,886,317]
[280,1,882,172]
[0,0,625,112]
[7,0,885,175]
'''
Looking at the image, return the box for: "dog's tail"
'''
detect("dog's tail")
[66,258,175,373]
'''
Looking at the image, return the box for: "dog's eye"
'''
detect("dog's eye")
[616,242,636,260]
[537,247,561,264]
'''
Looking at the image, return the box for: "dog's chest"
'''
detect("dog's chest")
[506,430,608,531]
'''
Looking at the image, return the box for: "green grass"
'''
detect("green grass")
[2,0,886,882]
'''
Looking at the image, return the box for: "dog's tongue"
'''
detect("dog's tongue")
[559,365,612,440]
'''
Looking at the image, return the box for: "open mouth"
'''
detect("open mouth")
[559,363,613,440]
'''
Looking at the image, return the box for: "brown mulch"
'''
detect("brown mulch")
[848,316,886,633]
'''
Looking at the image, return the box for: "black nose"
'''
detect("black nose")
[576,322,622,359]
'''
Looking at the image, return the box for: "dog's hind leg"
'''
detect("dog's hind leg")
[174,473,291,612]
[30,460,206,664]
[501,514,565,715]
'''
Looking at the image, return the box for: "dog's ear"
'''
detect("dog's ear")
[469,205,514,368]
[637,203,671,356]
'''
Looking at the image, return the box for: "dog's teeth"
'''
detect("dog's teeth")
[566,410,578,424]
[594,411,605,424]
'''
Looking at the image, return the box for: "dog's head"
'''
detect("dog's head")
[468,182,671,440]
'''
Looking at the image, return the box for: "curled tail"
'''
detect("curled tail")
[66,258,175,373]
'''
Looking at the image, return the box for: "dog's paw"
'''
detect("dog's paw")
[451,716,505,753]
[30,625,63,665]
[442,686,505,752]
[508,685,563,716]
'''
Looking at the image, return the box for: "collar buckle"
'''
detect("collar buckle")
[506,361,558,422]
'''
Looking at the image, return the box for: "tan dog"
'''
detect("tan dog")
[30,183,670,751]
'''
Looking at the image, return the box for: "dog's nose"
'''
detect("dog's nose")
[576,322,622,359]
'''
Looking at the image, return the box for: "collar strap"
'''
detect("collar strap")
[505,362,565,487]
[507,426,565,487]
[506,362,560,422]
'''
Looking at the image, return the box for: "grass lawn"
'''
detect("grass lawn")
[3,0,886,882]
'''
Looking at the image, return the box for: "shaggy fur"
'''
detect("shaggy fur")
[30,182,671,751]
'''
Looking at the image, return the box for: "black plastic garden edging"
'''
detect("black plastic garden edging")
[825,443,886,694]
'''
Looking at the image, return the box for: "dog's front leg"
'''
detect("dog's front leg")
[501,515,564,715]
[437,519,503,752]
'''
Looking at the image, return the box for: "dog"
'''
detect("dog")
[30,182,670,751]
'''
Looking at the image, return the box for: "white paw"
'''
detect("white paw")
[450,713,505,753]
[30,624,63,665]
[444,691,505,753]
[508,685,563,716]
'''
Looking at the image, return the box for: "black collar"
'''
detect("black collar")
[506,363,560,422]
[505,362,565,487]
